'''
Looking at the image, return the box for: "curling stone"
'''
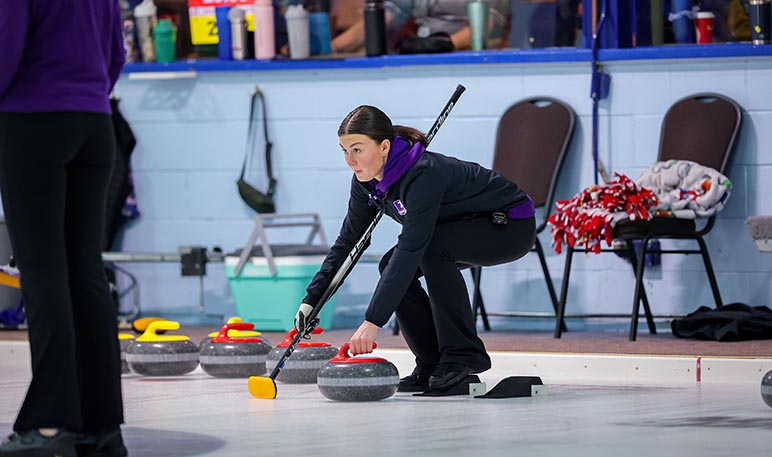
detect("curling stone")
[317,342,399,402]
[762,370,772,408]
[265,327,338,384]
[199,322,272,378]
[118,333,135,374]
[125,320,199,376]
[199,316,268,348]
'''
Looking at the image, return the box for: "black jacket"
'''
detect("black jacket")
[304,151,530,327]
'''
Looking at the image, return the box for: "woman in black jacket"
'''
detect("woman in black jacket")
[296,105,536,393]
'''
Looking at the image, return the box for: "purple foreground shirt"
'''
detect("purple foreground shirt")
[0,0,125,114]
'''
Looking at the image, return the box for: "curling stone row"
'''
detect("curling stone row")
[317,342,399,402]
[199,324,337,380]
[121,320,347,382]
[122,320,273,378]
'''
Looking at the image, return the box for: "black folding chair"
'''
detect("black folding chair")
[554,93,742,341]
[471,97,576,331]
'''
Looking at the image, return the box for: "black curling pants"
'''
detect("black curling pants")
[0,112,124,433]
[379,215,536,373]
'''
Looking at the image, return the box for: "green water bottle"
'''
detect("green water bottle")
[467,0,489,51]
[153,19,176,63]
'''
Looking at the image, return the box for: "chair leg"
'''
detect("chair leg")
[694,235,724,308]
[470,266,491,331]
[535,238,567,333]
[625,240,657,338]
[629,236,658,341]
[554,246,574,338]
[637,238,657,335]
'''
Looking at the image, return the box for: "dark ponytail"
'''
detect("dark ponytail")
[338,106,428,146]
[393,125,428,146]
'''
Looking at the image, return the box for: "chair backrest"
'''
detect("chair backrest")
[658,93,742,173]
[492,97,575,229]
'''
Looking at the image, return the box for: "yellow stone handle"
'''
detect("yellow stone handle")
[137,320,189,342]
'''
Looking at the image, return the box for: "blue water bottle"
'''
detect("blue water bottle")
[305,0,331,55]
[216,6,233,60]
[669,0,695,44]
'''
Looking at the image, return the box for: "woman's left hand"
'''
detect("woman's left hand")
[349,320,380,355]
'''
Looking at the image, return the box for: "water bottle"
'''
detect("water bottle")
[669,0,695,44]
[153,18,176,63]
[216,6,233,60]
[254,0,276,60]
[364,0,386,56]
[134,0,157,62]
[308,12,332,54]
[305,0,331,55]
[285,4,310,59]
[229,8,248,60]
[750,0,772,45]
[467,0,489,51]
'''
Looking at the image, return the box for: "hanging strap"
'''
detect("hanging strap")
[240,87,276,196]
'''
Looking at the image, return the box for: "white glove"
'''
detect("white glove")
[294,303,317,338]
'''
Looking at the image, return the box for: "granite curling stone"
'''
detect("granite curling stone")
[118,333,135,374]
[265,327,338,384]
[199,316,268,348]
[762,370,772,408]
[125,320,199,376]
[317,342,399,402]
[200,322,272,378]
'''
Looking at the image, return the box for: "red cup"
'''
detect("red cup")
[695,12,715,44]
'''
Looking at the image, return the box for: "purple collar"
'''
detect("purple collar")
[368,135,426,205]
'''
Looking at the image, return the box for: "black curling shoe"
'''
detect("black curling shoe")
[0,429,76,457]
[397,366,434,392]
[75,429,127,457]
[428,363,474,391]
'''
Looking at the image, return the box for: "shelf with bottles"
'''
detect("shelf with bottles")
[120,42,772,77]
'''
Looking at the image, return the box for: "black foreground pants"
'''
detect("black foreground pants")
[379,215,536,372]
[0,112,123,433]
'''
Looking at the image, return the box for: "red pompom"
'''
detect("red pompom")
[547,174,659,254]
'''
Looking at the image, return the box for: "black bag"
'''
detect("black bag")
[237,87,277,214]
[396,32,455,54]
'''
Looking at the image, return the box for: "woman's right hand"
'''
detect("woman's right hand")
[294,303,316,337]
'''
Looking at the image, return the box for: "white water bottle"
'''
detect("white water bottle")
[285,5,310,59]
[229,8,247,60]
[134,0,157,62]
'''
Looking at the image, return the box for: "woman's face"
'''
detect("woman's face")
[339,134,390,182]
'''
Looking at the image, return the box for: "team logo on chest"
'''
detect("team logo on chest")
[393,200,407,216]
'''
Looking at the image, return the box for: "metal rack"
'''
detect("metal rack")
[233,213,329,277]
